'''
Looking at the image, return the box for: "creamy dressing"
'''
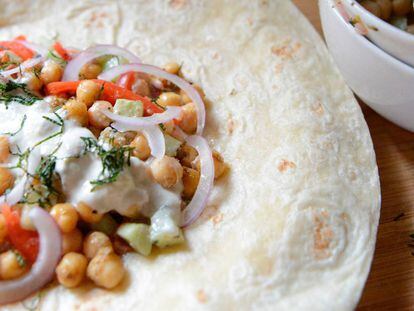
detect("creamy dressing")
[0,99,182,217]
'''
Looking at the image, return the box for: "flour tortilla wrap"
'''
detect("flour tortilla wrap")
[0,0,380,310]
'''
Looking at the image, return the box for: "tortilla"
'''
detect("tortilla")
[0,0,380,310]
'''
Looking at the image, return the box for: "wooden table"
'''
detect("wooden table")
[292,1,414,310]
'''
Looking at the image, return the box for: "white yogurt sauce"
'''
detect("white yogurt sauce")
[0,99,182,217]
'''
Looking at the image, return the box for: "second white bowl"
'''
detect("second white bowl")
[319,0,414,132]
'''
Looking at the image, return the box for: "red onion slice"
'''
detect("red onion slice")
[112,122,165,159]
[103,106,181,127]
[0,176,27,206]
[62,44,141,81]
[181,135,214,227]
[98,64,206,135]
[0,56,44,77]
[15,40,48,57]
[0,206,62,305]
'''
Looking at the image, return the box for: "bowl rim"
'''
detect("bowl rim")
[328,0,414,74]
[342,0,414,42]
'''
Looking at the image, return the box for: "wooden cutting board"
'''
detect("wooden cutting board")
[292,1,414,310]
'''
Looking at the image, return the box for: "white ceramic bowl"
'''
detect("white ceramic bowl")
[341,0,414,67]
[319,0,414,132]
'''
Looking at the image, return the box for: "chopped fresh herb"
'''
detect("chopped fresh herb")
[36,156,57,191]
[159,123,166,131]
[0,80,39,108]
[33,112,64,147]
[13,250,27,268]
[151,98,166,111]
[47,50,67,66]
[1,114,26,136]
[81,137,132,190]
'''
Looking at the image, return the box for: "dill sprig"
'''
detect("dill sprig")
[33,112,64,147]
[1,114,27,136]
[12,250,27,268]
[0,80,39,108]
[81,137,132,190]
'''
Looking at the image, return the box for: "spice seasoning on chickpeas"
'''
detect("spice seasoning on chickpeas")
[0,38,226,298]
[358,0,414,34]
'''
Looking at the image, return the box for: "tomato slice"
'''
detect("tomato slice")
[53,42,71,61]
[117,72,136,91]
[2,205,39,263]
[0,41,34,60]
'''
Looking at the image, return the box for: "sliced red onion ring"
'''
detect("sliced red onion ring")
[0,56,44,77]
[112,122,165,159]
[62,44,142,81]
[181,135,214,227]
[0,176,27,206]
[98,64,206,135]
[15,40,48,57]
[103,106,181,127]
[0,206,62,305]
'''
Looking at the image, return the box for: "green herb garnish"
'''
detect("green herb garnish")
[1,114,27,136]
[47,50,67,66]
[13,250,27,268]
[81,137,132,190]
[0,80,39,108]
[33,112,64,148]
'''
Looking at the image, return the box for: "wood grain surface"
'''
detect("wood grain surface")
[292,1,414,310]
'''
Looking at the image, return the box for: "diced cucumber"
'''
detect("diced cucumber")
[117,223,152,256]
[150,205,184,248]
[90,214,118,236]
[114,99,144,117]
[164,134,182,157]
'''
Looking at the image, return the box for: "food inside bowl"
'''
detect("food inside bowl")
[357,0,414,33]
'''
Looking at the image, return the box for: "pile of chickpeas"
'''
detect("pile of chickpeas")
[0,57,227,289]
[358,0,414,33]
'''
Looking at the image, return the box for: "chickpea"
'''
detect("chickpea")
[182,167,200,199]
[156,92,182,107]
[62,228,83,255]
[130,134,151,161]
[131,78,150,97]
[163,62,180,75]
[360,1,382,17]
[162,120,175,135]
[64,99,88,126]
[177,143,198,168]
[392,0,412,16]
[76,202,103,223]
[87,247,125,289]
[44,95,67,110]
[375,0,392,20]
[99,128,134,147]
[0,136,10,163]
[83,231,112,259]
[56,252,88,288]
[79,62,102,79]
[177,102,197,134]
[0,214,7,244]
[88,100,113,129]
[50,203,79,233]
[180,84,205,103]
[0,251,27,280]
[40,60,63,84]
[20,71,43,92]
[150,156,183,188]
[76,80,101,107]
[0,168,14,196]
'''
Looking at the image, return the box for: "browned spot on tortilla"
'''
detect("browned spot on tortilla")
[313,211,333,259]
[312,102,324,115]
[169,0,187,9]
[227,117,235,134]
[211,213,224,225]
[85,11,109,28]
[271,40,302,60]
[278,159,296,172]
[274,63,284,74]
[197,289,207,303]
[247,17,254,26]
[212,52,220,60]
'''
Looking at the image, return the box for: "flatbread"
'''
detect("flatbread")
[0,0,380,310]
